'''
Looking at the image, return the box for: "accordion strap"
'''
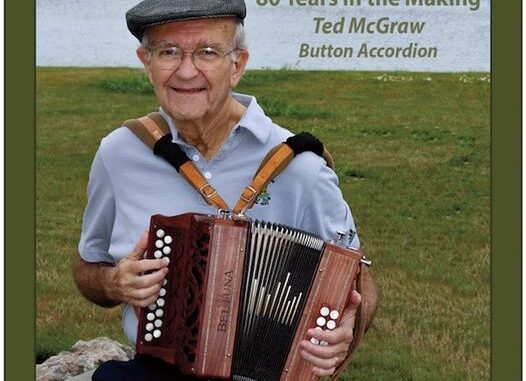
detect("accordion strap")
[232,132,329,215]
[124,113,229,211]
[124,112,331,215]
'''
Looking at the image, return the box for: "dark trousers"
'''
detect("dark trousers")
[92,354,210,381]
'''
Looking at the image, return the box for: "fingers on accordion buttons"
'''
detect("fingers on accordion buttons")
[310,337,320,345]
[156,229,165,238]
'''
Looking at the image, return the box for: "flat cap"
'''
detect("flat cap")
[126,0,247,41]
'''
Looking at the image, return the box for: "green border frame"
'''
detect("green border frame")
[491,0,522,379]
[3,0,521,380]
[5,0,36,379]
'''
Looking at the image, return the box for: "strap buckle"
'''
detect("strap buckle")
[240,186,258,203]
[199,183,218,199]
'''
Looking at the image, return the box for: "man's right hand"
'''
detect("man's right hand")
[106,232,170,308]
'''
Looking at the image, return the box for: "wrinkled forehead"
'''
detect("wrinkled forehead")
[145,18,237,47]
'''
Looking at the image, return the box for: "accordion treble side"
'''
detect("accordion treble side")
[136,213,363,381]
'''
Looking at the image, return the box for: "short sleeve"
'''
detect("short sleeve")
[78,149,117,263]
[300,164,360,249]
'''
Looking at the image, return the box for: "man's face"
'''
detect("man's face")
[137,18,248,123]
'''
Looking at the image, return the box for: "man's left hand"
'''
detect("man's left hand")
[299,290,361,377]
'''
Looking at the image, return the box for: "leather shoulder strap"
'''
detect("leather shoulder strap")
[123,112,229,211]
[232,132,335,215]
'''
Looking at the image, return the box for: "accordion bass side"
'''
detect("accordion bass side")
[136,213,364,381]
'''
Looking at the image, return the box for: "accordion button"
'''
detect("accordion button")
[164,235,173,244]
[144,333,153,342]
[146,323,154,331]
[155,240,164,248]
[155,309,164,318]
[148,303,156,311]
[163,246,171,255]
[147,313,155,321]
[330,310,340,320]
[326,320,337,330]
[320,306,330,317]
[154,250,163,259]
[316,317,326,327]
[155,319,163,328]
[156,229,165,238]
[153,329,161,338]
[320,340,329,346]
[157,298,165,307]
[310,337,320,345]
[163,279,168,286]
[159,288,166,297]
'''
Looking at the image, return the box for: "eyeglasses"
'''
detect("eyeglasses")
[148,45,238,71]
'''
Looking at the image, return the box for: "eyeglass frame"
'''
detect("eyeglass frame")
[144,43,241,71]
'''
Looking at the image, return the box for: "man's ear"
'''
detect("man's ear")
[136,48,153,82]
[230,49,249,88]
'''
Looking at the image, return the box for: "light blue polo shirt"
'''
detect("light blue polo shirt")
[78,93,359,344]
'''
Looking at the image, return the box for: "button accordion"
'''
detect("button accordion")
[136,213,364,381]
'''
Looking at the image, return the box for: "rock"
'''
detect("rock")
[36,337,134,381]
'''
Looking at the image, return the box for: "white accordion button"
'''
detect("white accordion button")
[155,240,164,248]
[156,229,165,238]
[162,246,171,255]
[157,298,165,307]
[316,316,326,327]
[330,310,340,320]
[310,337,320,345]
[148,303,156,311]
[155,309,164,318]
[164,235,173,244]
[154,250,163,259]
[147,313,155,321]
[326,320,337,330]
[159,288,166,297]
[320,306,330,317]
[145,323,154,331]
[154,319,163,328]
[153,329,161,338]
[320,340,329,346]
[144,333,153,342]
[163,279,168,286]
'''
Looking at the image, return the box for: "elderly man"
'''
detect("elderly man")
[73,0,375,380]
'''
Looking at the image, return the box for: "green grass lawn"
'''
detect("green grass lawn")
[36,67,490,380]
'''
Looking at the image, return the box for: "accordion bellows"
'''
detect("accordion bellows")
[136,213,363,381]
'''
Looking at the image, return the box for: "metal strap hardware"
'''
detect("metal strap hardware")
[239,186,258,203]
[199,183,218,199]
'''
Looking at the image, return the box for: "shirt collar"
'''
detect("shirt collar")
[158,93,272,146]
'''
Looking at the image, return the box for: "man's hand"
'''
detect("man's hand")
[73,232,169,310]
[299,290,361,377]
[106,232,170,308]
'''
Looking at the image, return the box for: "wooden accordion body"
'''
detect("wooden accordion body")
[136,213,363,381]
